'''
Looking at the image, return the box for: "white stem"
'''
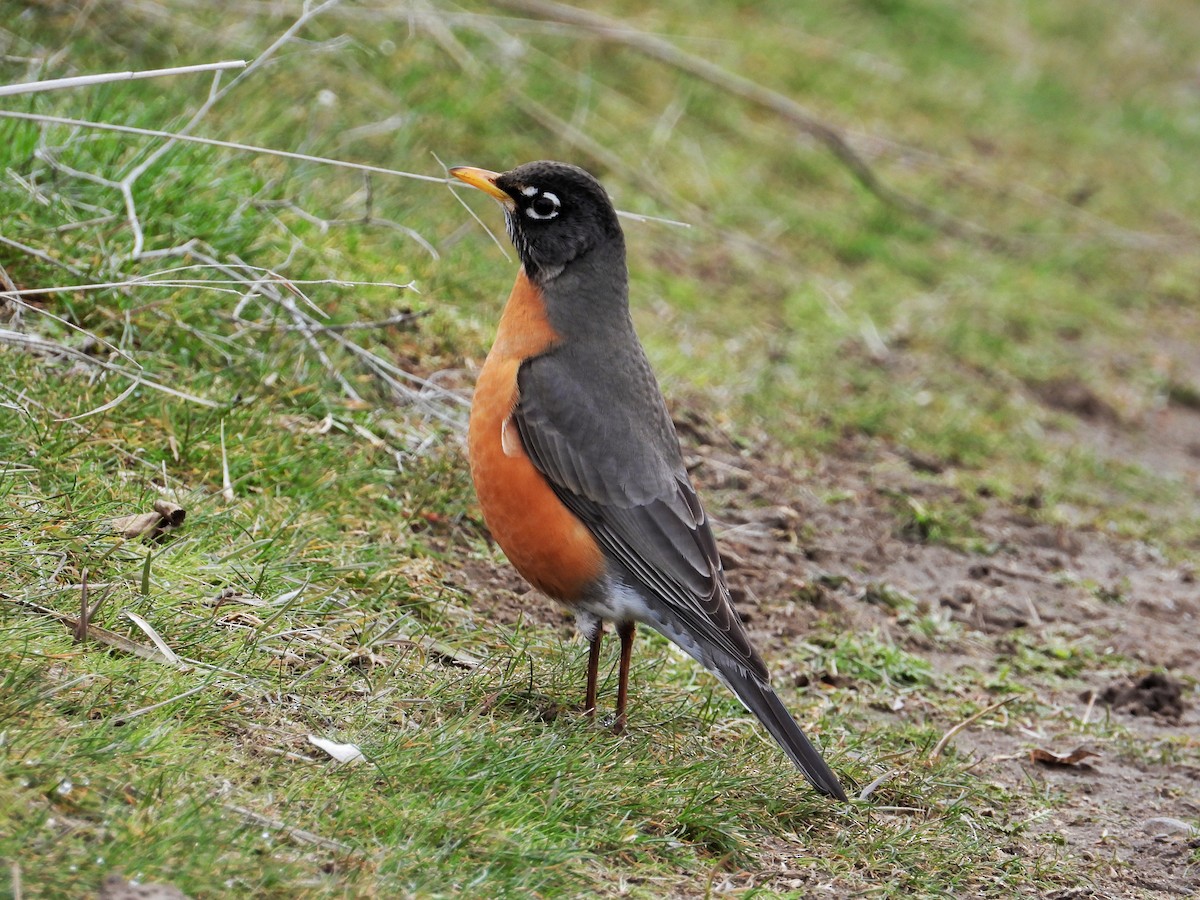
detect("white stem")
[0,61,247,97]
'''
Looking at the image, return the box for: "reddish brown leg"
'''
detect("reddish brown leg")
[613,621,635,734]
[584,625,603,718]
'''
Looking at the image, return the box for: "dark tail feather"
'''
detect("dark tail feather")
[721,664,848,801]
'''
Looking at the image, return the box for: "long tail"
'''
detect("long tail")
[719,663,848,801]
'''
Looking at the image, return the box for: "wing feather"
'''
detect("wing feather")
[514,351,767,681]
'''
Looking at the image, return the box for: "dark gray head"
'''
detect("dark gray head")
[450,161,624,283]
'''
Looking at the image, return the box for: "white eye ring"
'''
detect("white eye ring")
[525,191,560,220]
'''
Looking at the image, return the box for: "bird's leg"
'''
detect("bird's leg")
[613,621,635,734]
[585,623,603,718]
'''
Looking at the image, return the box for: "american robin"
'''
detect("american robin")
[450,161,847,800]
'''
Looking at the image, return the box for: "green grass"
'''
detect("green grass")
[2,0,1199,896]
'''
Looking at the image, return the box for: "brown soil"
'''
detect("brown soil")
[449,399,1199,897]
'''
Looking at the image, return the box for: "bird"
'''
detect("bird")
[450,160,847,800]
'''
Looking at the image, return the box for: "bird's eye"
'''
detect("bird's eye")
[525,191,561,220]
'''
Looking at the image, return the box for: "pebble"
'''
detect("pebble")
[1141,817,1197,838]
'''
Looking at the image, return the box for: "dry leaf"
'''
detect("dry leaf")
[110,501,186,539]
[1029,746,1100,767]
[152,499,186,527]
[110,512,166,538]
[307,735,366,765]
[122,610,182,666]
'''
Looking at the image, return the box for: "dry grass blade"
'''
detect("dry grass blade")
[75,570,114,644]
[6,597,178,666]
[219,419,235,503]
[222,804,358,855]
[857,767,900,802]
[0,110,450,186]
[0,328,219,409]
[0,60,247,97]
[929,697,1018,760]
[122,610,183,666]
[1029,747,1099,768]
[112,684,206,725]
[307,735,366,765]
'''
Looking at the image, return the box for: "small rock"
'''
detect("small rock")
[1142,817,1197,838]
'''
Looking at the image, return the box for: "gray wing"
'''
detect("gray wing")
[514,349,768,682]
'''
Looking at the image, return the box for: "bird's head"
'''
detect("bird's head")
[450,161,623,283]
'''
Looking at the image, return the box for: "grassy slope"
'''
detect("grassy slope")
[2,1,1198,897]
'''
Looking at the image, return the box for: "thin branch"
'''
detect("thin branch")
[430,151,512,261]
[0,273,415,300]
[492,0,1005,246]
[2,111,690,228]
[180,248,470,426]
[4,1,349,259]
[226,310,426,333]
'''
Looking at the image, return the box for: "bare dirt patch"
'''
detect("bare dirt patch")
[1097,673,1189,723]
[690,427,1199,897]
[1035,322,1200,486]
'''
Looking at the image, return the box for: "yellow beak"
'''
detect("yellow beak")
[449,166,515,208]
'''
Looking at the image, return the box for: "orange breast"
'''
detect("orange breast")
[468,270,605,603]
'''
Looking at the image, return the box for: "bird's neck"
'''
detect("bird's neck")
[537,237,632,341]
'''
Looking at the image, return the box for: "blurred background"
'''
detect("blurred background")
[6,1,1199,511]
